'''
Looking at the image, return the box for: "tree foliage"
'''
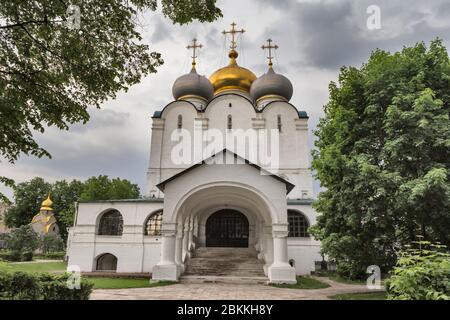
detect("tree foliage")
[386,242,450,300]
[310,39,450,279]
[0,0,222,197]
[4,175,141,241]
[4,225,40,259]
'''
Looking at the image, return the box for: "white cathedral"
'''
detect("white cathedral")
[67,23,321,284]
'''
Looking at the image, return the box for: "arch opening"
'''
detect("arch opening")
[95,253,118,271]
[205,209,249,248]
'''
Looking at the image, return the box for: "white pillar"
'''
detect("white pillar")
[175,222,184,275]
[262,226,273,274]
[152,222,179,281]
[182,220,190,259]
[257,221,265,259]
[268,224,296,284]
[188,216,195,251]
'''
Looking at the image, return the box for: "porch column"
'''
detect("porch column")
[182,220,190,259]
[174,222,184,275]
[268,224,296,284]
[262,226,273,274]
[188,216,195,251]
[257,221,265,259]
[152,222,179,281]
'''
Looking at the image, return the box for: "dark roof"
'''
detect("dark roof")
[156,149,295,194]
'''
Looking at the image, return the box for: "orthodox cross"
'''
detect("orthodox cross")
[261,38,279,67]
[222,22,245,50]
[187,38,203,68]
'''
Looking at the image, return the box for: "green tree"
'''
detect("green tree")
[310,39,450,279]
[5,225,40,261]
[0,0,222,199]
[4,177,51,228]
[5,175,140,241]
[386,242,450,300]
[51,179,85,240]
[80,175,140,200]
[40,234,64,254]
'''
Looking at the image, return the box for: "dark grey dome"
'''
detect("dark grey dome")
[172,68,214,101]
[250,67,293,102]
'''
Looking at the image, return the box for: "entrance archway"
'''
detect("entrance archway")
[205,209,249,248]
[95,253,117,271]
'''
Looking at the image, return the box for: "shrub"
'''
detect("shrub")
[34,252,66,260]
[386,241,450,300]
[40,234,64,254]
[4,226,40,261]
[0,250,38,262]
[0,271,93,300]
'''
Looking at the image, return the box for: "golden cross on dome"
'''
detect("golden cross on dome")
[186,38,203,68]
[261,38,279,67]
[222,22,245,50]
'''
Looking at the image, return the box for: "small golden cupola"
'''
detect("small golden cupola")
[40,192,53,211]
[31,192,59,236]
[209,23,257,95]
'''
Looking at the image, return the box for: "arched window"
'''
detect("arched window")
[96,253,117,271]
[277,114,282,132]
[98,209,123,236]
[144,211,163,236]
[177,115,182,129]
[227,115,232,130]
[288,210,309,237]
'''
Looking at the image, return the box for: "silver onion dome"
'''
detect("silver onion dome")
[250,67,293,103]
[172,68,214,101]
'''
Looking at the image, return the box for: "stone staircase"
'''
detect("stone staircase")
[180,247,268,284]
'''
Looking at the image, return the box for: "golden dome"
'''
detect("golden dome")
[209,50,256,95]
[40,193,53,211]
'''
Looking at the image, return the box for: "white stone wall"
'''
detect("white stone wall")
[67,201,163,272]
[286,204,322,275]
[146,93,313,200]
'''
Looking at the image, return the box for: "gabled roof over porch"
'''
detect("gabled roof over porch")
[156,148,295,194]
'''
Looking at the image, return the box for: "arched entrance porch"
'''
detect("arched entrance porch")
[152,181,296,283]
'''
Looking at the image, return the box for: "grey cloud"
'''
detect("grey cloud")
[151,16,175,44]
[258,0,450,70]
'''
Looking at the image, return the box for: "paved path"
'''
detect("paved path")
[90,277,384,300]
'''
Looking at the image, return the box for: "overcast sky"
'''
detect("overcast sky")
[1,0,449,200]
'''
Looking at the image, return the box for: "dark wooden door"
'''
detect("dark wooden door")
[205,209,249,247]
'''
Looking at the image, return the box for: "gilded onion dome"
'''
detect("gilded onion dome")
[250,66,293,103]
[172,67,214,102]
[209,49,257,95]
[40,193,53,211]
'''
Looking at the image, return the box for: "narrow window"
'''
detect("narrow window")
[177,115,182,129]
[227,115,232,130]
[277,115,282,132]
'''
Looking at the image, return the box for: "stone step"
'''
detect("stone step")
[180,275,269,285]
[183,247,266,277]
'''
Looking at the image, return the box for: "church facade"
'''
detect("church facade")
[67,24,321,284]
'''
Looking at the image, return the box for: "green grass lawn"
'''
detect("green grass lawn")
[0,261,67,273]
[271,276,330,289]
[329,291,387,300]
[0,261,175,290]
[87,277,176,289]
